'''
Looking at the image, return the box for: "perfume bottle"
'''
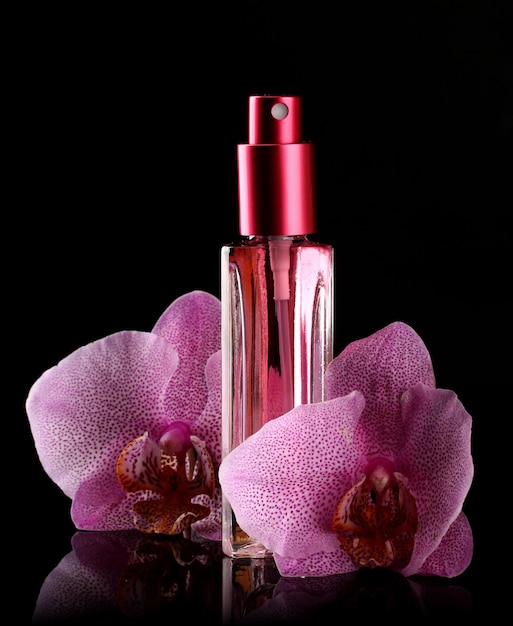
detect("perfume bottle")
[221,95,334,558]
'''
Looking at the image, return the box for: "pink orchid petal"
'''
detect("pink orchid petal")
[398,384,473,576]
[415,511,473,577]
[151,290,222,423]
[219,393,366,561]
[326,322,436,455]
[72,471,137,530]
[117,433,163,493]
[195,349,222,466]
[26,331,179,501]
[192,349,231,541]
[192,487,223,541]
[274,547,355,578]
[191,434,216,493]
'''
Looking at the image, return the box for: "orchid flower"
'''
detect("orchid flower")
[219,322,474,578]
[26,290,222,540]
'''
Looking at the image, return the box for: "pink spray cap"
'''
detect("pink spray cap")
[237,95,316,236]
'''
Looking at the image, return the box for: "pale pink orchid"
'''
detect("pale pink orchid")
[26,290,222,540]
[219,322,474,578]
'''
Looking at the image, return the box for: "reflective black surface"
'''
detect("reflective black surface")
[29,529,479,624]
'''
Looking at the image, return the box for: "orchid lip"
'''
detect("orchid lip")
[116,430,216,536]
[333,456,418,571]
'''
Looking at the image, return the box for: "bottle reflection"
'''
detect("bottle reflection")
[222,556,280,623]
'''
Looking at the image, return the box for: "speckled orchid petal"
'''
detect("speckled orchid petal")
[71,471,139,531]
[190,349,223,540]
[273,546,355,578]
[415,511,473,577]
[219,393,366,567]
[194,350,222,466]
[152,290,222,424]
[26,331,180,530]
[398,383,473,577]
[326,322,436,456]
[117,433,167,493]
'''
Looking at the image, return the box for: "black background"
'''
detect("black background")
[11,2,511,622]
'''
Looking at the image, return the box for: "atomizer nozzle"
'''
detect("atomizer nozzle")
[249,95,302,145]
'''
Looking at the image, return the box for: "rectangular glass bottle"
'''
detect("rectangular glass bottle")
[221,235,333,557]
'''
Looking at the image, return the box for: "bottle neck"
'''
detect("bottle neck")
[243,234,309,244]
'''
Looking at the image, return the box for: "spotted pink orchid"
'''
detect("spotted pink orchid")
[219,321,474,578]
[26,290,222,540]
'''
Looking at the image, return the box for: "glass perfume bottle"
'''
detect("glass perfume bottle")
[221,95,334,558]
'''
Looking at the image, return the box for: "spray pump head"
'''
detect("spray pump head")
[237,95,316,237]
